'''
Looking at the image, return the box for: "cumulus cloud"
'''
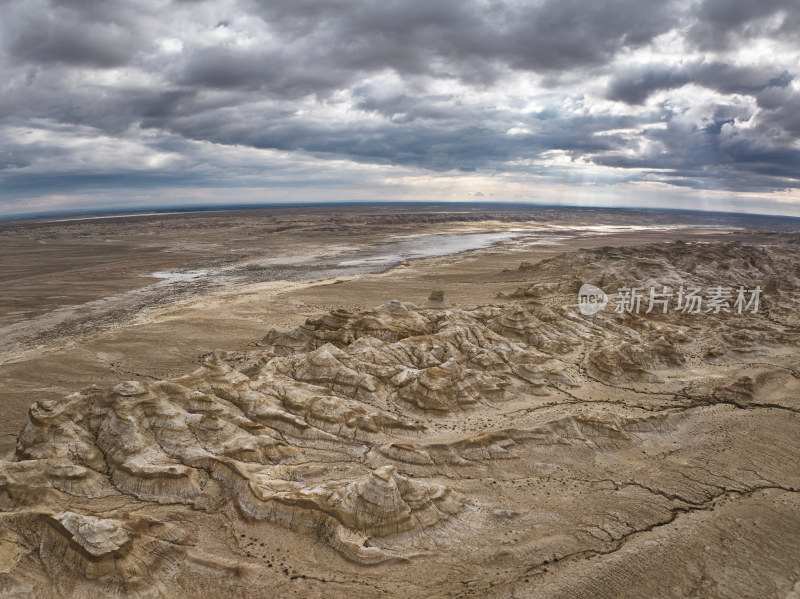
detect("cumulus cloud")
[0,0,798,214]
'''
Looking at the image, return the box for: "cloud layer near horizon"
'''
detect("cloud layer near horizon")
[1,0,799,215]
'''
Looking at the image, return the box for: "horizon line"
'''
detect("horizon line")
[3,200,800,224]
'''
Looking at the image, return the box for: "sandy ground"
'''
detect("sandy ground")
[0,206,798,599]
[0,206,755,458]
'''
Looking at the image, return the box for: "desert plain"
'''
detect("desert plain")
[0,204,798,598]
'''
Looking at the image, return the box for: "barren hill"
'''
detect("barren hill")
[1,239,799,598]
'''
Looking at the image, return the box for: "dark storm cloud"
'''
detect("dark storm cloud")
[8,18,135,68]
[687,0,800,50]
[1,0,151,68]
[0,0,799,209]
[142,90,637,172]
[176,46,354,97]
[693,64,794,96]
[158,0,684,100]
[593,98,800,192]
[607,62,794,105]
[606,67,692,105]
[240,0,680,83]
[351,90,459,123]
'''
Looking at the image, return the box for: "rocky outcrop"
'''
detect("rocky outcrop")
[2,238,800,597]
[423,290,451,309]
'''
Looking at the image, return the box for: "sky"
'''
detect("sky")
[1,0,799,217]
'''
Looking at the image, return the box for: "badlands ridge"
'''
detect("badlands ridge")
[1,239,799,598]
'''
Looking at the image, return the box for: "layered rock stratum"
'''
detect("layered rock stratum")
[1,239,799,597]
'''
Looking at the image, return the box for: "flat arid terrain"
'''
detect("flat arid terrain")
[0,205,799,598]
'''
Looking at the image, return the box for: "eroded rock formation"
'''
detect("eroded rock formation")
[1,239,799,598]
